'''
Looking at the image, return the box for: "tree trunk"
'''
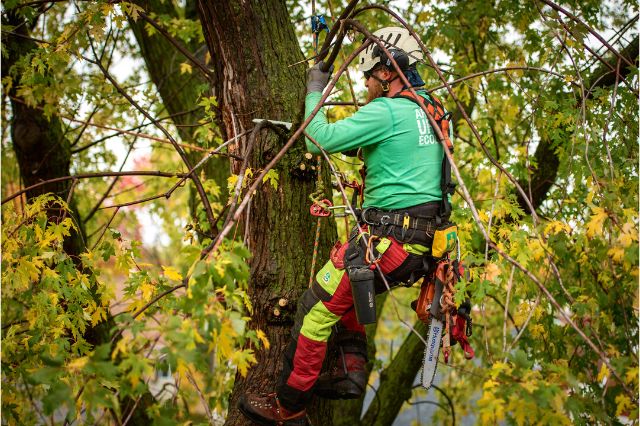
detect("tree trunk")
[197,2,337,424]
[2,13,86,259]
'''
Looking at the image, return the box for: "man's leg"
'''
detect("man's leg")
[315,308,368,399]
[277,258,353,408]
[239,257,352,424]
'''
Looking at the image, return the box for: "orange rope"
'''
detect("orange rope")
[308,156,323,287]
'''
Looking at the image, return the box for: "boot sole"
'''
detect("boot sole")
[314,379,365,400]
[238,399,307,426]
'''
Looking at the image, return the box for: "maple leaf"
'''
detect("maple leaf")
[585,207,608,238]
[162,266,183,281]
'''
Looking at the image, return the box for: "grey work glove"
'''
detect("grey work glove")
[307,61,333,93]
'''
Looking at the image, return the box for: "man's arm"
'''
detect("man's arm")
[304,91,393,154]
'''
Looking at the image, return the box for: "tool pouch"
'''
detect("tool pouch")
[431,221,458,258]
[348,266,376,324]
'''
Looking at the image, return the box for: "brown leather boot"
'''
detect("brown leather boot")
[238,392,307,425]
[314,351,367,400]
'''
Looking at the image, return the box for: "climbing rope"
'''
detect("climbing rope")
[440,260,458,363]
[308,159,325,287]
[307,5,331,287]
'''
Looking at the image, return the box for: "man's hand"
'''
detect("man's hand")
[307,61,333,93]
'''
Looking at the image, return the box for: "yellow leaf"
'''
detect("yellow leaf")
[227,174,239,192]
[607,246,625,262]
[256,329,270,350]
[235,350,256,377]
[112,336,130,360]
[530,324,546,340]
[615,394,633,417]
[545,220,571,235]
[176,359,189,381]
[140,281,154,301]
[216,321,235,360]
[483,262,500,281]
[586,207,608,238]
[528,239,545,261]
[625,367,638,385]
[180,62,192,74]
[67,356,89,373]
[597,363,609,383]
[483,379,499,390]
[492,361,512,377]
[618,222,638,247]
[162,266,183,281]
[91,307,106,326]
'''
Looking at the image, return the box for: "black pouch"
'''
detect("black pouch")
[348,266,376,324]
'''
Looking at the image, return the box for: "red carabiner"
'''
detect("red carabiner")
[310,199,333,217]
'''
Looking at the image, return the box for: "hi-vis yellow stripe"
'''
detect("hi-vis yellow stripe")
[300,301,340,342]
[315,261,345,295]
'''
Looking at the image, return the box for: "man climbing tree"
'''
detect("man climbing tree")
[2,0,637,424]
[238,26,461,426]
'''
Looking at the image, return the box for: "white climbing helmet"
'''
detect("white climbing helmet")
[358,26,423,73]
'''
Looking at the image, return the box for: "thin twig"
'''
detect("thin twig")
[91,207,120,251]
[83,52,217,232]
[2,171,186,205]
[138,12,214,80]
[502,266,516,355]
[186,369,215,425]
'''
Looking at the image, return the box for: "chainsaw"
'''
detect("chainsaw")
[414,259,475,389]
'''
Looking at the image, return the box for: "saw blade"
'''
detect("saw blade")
[421,317,443,389]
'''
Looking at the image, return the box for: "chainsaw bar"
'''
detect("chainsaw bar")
[421,316,443,389]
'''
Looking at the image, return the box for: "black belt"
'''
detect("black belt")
[360,208,436,233]
[356,202,444,244]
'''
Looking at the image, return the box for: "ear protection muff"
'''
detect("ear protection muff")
[372,46,410,71]
[368,47,408,93]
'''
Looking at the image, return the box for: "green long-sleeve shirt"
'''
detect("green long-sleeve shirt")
[304,90,447,210]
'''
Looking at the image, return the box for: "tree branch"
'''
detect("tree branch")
[1,171,187,205]
[138,11,214,80]
[83,53,217,231]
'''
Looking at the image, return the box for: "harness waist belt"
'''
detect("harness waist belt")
[359,208,436,233]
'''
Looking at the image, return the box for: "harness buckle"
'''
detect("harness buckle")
[401,212,410,240]
[360,207,376,225]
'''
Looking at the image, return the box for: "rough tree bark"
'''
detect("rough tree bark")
[196,2,337,424]
[2,13,86,259]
